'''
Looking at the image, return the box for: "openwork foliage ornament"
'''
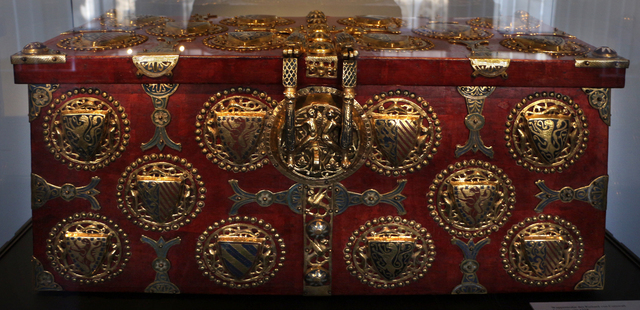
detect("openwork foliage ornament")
[501,214,584,286]
[364,90,441,176]
[344,216,436,289]
[264,86,372,185]
[195,217,285,289]
[500,35,591,56]
[146,17,228,38]
[117,154,206,232]
[505,92,588,173]
[412,23,493,41]
[427,160,516,239]
[57,30,148,51]
[43,88,130,170]
[196,87,275,173]
[219,14,295,27]
[46,213,130,284]
[356,33,435,52]
[337,15,403,33]
[204,31,287,52]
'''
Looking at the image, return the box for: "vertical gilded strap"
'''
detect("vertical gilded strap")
[303,186,333,296]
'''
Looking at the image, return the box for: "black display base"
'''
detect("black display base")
[1,221,639,310]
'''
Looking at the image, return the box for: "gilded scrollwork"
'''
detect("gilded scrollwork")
[505,92,588,173]
[195,87,275,172]
[303,186,333,296]
[337,15,403,34]
[427,160,516,239]
[57,30,148,51]
[356,33,434,52]
[534,175,608,213]
[31,173,101,210]
[220,15,295,27]
[43,88,130,171]
[29,84,59,121]
[204,31,287,52]
[500,35,590,56]
[583,88,611,126]
[195,216,285,288]
[344,216,436,289]
[413,23,493,41]
[46,213,131,284]
[501,214,584,286]
[116,154,206,232]
[264,86,372,185]
[33,256,63,291]
[575,255,605,290]
[146,15,227,38]
[364,90,441,176]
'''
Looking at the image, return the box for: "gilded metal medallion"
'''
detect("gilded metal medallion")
[46,212,130,284]
[43,88,129,171]
[356,33,435,52]
[337,15,403,33]
[427,160,516,239]
[364,90,441,176]
[344,216,435,289]
[412,23,493,41]
[203,31,286,52]
[195,216,285,288]
[500,35,591,56]
[146,15,227,38]
[196,87,275,172]
[505,92,588,173]
[501,214,584,286]
[264,86,372,185]
[57,30,148,51]
[117,154,205,232]
[467,11,541,34]
[220,15,295,27]
[98,10,172,28]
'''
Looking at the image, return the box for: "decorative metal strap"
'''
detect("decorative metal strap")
[228,179,407,216]
[28,84,59,121]
[303,185,333,296]
[141,84,181,151]
[575,255,605,290]
[31,173,101,210]
[534,175,608,213]
[451,237,490,294]
[583,88,611,126]
[141,236,181,294]
[455,86,496,158]
[32,256,63,291]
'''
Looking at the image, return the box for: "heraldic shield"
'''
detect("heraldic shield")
[64,231,110,277]
[136,175,185,224]
[366,235,417,281]
[524,114,571,165]
[60,109,110,161]
[371,114,420,167]
[522,235,569,279]
[449,181,499,228]
[216,236,265,280]
[215,111,266,164]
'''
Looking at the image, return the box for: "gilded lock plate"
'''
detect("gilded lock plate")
[505,92,588,173]
[203,31,286,52]
[46,212,131,284]
[264,86,372,185]
[357,33,435,51]
[500,35,591,56]
[220,14,295,27]
[146,20,228,38]
[195,87,275,172]
[412,23,493,41]
[344,216,436,289]
[501,214,584,286]
[195,216,285,288]
[427,160,516,239]
[364,90,442,176]
[117,154,206,232]
[57,30,148,51]
[43,88,130,171]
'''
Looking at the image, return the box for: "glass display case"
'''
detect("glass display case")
[3,0,637,296]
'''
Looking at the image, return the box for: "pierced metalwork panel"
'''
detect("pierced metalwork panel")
[57,30,148,51]
[427,160,516,239]
[43,88,130,171]
[357,33,435,52]
[46,213,131,284]
[195,216,285,289]
[505,92,588,173]
[501,214,584,286]
[146,16,228,38]
[344,216,436,289]
[413,23,493,41]
[467,11,541,34]
[117,154,206,232]
[500,35,591,56]
[204,32,287,52]
[337,15,403,33]
[196,87,275,173]
[220,15,295,27]
[364,90,441,176]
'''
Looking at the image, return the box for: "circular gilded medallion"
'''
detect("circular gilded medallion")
[505,92,588,173]
[195,87,275,173]
[57,30,148,52]
[203,31,286,52]
[364,90,442,176]
[219,15,295,27]
[500,35,591,56]
[195,216,286,288]
[412,23,493,40]
[46,212,131,284]
[501,214,584,286]
[116,154,205,232]
[263,86,372,185]
[427,159,516,239]
[146,21,228,38]
[344,216,436,289]
[467,11,541,34]
[43,87,129,171]
[337,15,403,32]
[357,33,435,52]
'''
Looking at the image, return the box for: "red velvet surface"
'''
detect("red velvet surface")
[29,83,608,295]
